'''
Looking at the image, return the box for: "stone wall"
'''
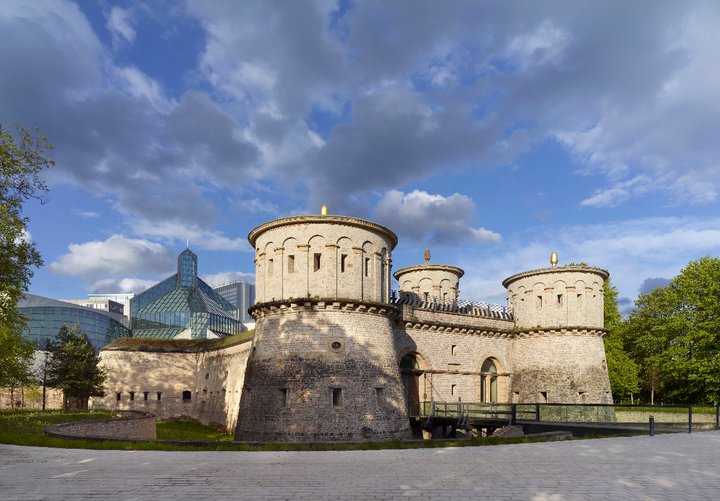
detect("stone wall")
[249,216,397,304]
[0,387,64,410]
[97,339,251,432]
[236,300,411,442]
[510,329,612,404]
[394,264,464,302]
[45,410,156,441]
[504,267,608,329]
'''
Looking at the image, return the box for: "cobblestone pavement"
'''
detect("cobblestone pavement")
[2,431,720,500]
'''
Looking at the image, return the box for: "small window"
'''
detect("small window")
[332,388,343,407]
[268,258,274,276]
[423,292,429,302]
[557,294,563,306]
[451,384,457,396]
[539,391,548,403]
[443,292,447,302]
[143,391,149,401]
[340,254,347,273]
[375,388,384,406]
[314,253,321,272]
[279,388,288,407]
[182,390,192,402]
[451,344,457,356]
[364,257,370,277]
[156,392,162,401]
[513,391,520,403]
[288,255,295,273]
[537,295,543,308]
[129,391,135,401]
[205,373,209,380]
[577,293,582,299]
[116,392,121,402]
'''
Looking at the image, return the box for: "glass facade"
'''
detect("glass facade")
[213,281,256,322]
[131,249,242,339]
[18,294,130,350]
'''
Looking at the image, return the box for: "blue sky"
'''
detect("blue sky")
[2,0,720,313]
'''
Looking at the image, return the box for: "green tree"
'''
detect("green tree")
[1,123,53,356]
[623,257,720,404]
[46,325,107,410]
[0,324,36,407]
[602,278,640,402]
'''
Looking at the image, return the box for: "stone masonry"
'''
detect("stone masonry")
[97,209,612,442]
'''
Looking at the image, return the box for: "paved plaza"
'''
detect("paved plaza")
[1,431,719,500]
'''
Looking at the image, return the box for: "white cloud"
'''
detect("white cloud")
[506,20,570,70]
[91,277,159,295]
[580,175,653,208]
[50,235,174,280]
[374,190,500,245]
[133,220,251,252]
[458,216,720,307]
[114,66,172,112]
[201,271,255,288]
[107,6,136,47]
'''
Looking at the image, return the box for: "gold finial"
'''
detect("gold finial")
[550,251,558,268]
[320,204,329,216]
[424,248,431,262]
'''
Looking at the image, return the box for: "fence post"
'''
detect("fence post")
[535,403,540,422]
[649,415,655,436]
[688,406,693,434]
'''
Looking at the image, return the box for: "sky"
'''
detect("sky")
[2,0,720,314]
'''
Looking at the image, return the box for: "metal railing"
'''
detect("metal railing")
[391,291,512,319]
[419,401,720,433]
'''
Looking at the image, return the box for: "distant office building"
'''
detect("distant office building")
[130,249,243,339]
[62,298,125,315]
[213,281,255,322]
[88,293,134,316]
[18,294,130,350]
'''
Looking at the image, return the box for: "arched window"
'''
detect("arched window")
[480,358,498,403]
[400,354,420,371]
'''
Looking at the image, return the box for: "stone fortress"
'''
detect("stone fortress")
[99,207,611,442]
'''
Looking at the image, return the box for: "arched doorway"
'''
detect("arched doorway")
[400,353,423,416]
[480,358,498,403]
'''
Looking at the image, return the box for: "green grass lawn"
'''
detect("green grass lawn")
[156,419,233,441]
[0,409,570,451]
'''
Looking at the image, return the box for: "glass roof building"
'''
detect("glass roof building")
[18,294,130,350]
[131,249,242,339]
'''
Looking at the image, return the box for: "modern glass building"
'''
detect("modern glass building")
[213,281,256,322]
[18,294,130,351]
[130,249,243,339]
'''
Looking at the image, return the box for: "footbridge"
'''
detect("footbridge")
[412,401,720,437]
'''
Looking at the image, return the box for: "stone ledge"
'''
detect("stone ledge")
[44,410,157,441]
[250,297,399,319]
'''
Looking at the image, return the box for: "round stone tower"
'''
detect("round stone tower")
[502,259,612,403]
[393,250,464,303]
[235,208,412,442]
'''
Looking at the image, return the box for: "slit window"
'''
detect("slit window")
[116,392,121,402]
[537,295,543,308]
[129,391,135,401]
[557,294,563,306]
[451,384,457,396]
[451,344,457,356]
[314,253,321,272]
[182,390,192,402]
[364,257,370,277]
[332,388,343,407]
[288,255,295,273]
[268,258,274,276]
[279,388,288,407]
[340,254,347,273]
[156,392,162,401]
[539,391,548,403]
[375,388,384,406]
[143,391,149,401]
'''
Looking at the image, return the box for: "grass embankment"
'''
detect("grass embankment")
[103,330,255,353]
[0,410,564,451]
